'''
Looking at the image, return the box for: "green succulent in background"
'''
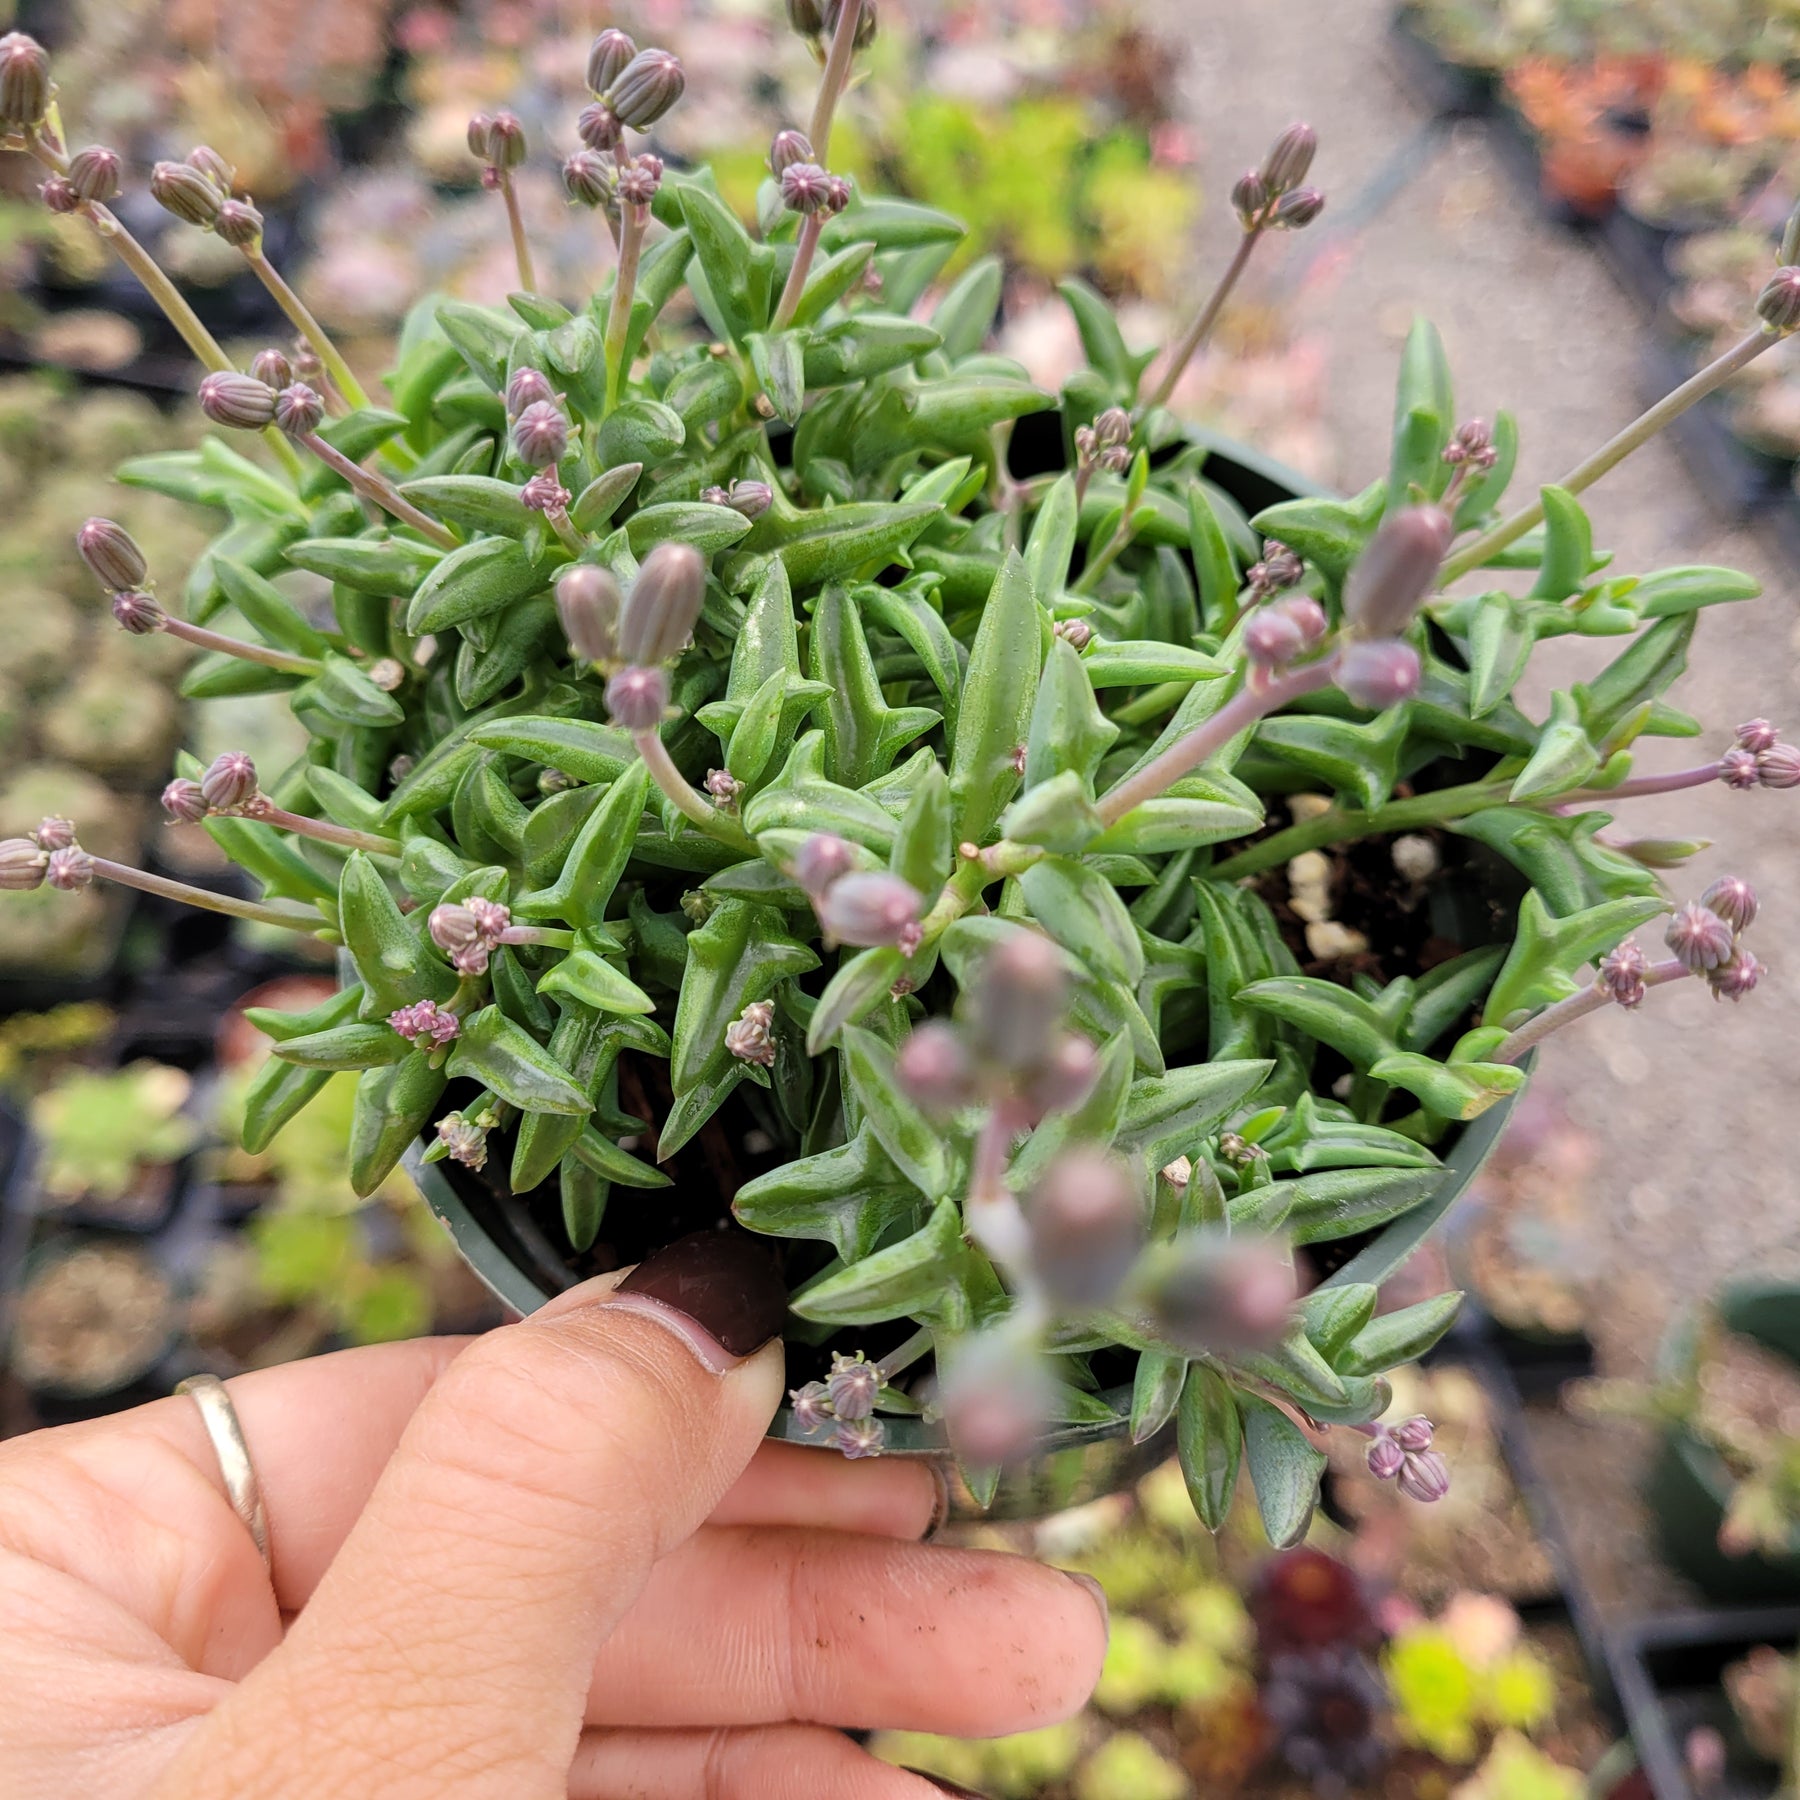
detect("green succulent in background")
[32,1061,198,1203]
[3,4,1793,1535]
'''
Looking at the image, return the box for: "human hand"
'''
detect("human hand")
[0,1232,1107,1799]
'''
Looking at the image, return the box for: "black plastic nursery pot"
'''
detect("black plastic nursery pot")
[402,429,1533,1519]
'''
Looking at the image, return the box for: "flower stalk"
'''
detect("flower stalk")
[296,431,457,548]
[808,0,867,165]
[604,200,648,414]
[240,246,369,411]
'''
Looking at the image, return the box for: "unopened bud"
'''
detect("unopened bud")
[969,930,1070,1071]
[827,0,878,49]
[789,1381,832,1433]
[1335,637,1422,710]
[1736,718,1781,754]
[1054,618,1093,650]
[112,590,166,634]
[77,517,147,593]
[617,541,707,665]
[1597,938,1648,1009]
[187,145,234,193]
[1261,122,1317,196]
[1665,902,1734,973]
[1611,836,1708,870]
[1145,1235,1296,1354]
[1342,505,1451,637]
[273,382,325,437]
[603,664,672,732]
[1027,1146,1144,1307]
[787,0,826,35]
[1758,267,1800,333]
[160,778,208,823]
[555,564,622,664]
[832,1416,885,1458]
[825,1351,880,1421]
[201,751,259,812]
[562,149,615,208]
[577,101,624,152]
[1700,876,1758,933]
[816,870,924,953]
[1720,748,1761,790]
[824,174,853,214]
[586,27,639,95]
[894,1021,973,1117]
[1393,1415,1435,1452]
[213,197,263,249]
[1445,418,1497,469]
[1277,594,1329,650]
[780,161,835,215]
[31,817,74,853]
[606,47,685,129]
[1092,406,1131,447]
[1367,1435,1406,1481]
[250,347,294,390]
[704,768,742,807]
[389,999,460,1047]
[0,32,49,129]
[150,160,223,228]
[520,471,571,515]
[512,399,570,468]
[0,836,47,889]
[1396,1448,1451,1503]
[1245,604,1308,671]
[40,176,79,214]
[724,478,773,519]
[1231,168,1270,225]
[1247,539,1306,597]
[368,658,406,692]
[1271,187,1326,229]
[66,146,122,205]
[1758,742,1800,788]
[198,370,277,430]
[770,130,816,177]
[45,845,94,891]
[486,110,526,169]
[939,1335,1054,1467]
[725,998,777,1067]
[789,832,856,898]
[1021,1032,1101,1117]
[502,368,553,416]
[1708,947,1764,1002]
[617,154,663,208]
[436,1110,489,1170]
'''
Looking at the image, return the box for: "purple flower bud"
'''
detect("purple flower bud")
[1665,902,1734,974]
[429,902,483,954]
[1335,638,1422,710]
[789,1381,832,1433]
[1027,1146,1145,1307]
[770,129,816,175]
[725,479,774,519]
[562,149,615,208]
[0,32,50,129]
[1272,187,1326,229]
[31,817,74,852]
[1054,618,1093,650]
[1393,1415,1435,1452]
[606,47,685,129]
[940,1335,1053,1467]
[555,564,622,664]
[1737,718,1781,754]
[112,590,166,635]
[603,664,672,732]
[1146,1236,1296,1354]
[198,370,278,430]
[1342,506,1451,638]
[1248,539,1306,597]
[1445,418,1498,470]
[1366,1434,1406,1481]
[214,198,263,249]
[45,845,94,891]
[40,176,79,215]
[577,101,624,153]
[201,751,258,813]
[787,0,827,34]
[389,1000,460,1048]
[151,159,223,227]
[1708,948,1764,1003]
[816,871,924,953]
[1758,743,1800,789]
[1092,406,1131,448]
[1245,604,1308,671]
[617,541,707,665]
[1396,1449,1451,1503]
[1261,122,1318,196]
[1700,876,1758,934]
[502,369,553,418]
[161,778,208,824]
[826,1351,880,1421]
[250,347,294,390]
[586,27,638,95]
[436,1111,489,1170]
[1597,937,1648,1009]
[512,399,570,468]
[725,998,777,1067]
[617,156,664,210]
[1277,595,1329,650]
[832,1416,886,1459]
[704,768,742,807]
[1021,1032,1102,1118]
[467,898,511,942]
[827,0,878,49]
[894,1021,973,1117]
[780,161,835,216]
[1758,267,1800,333]
[77,517,147,593]
[273,381,325,437]
[970,930,1071,1071]
[521,471,571,515]
[824,174,854,214]
[186,145,235,193]
[1231,168,1270,224]
[1720,747,1761,790]
[486,110,527,170]
[66,146,122,205]
[789,832,856,898]
[0,836,47,890]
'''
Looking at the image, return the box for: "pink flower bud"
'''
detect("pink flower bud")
[816,871,924,952]
[77,517,147,593]
[586,26,638,95]
[780,161,835,216]
[486,110,526,170]
[788,1381,832,1433]
[705,769,742,808]
[1366,1435,1406,1481]
[1720,748,1760,790]
[1758,267,1800,333]
[617,541,707,665]
[605,47,685,129]
[45,845,94,891]
[214,198,263,249]
[970,930,1071,1071]
[161,778,208,823]
[1396,1449,1451,1503]
[769,129,815,175]
[0,837,47,889]
[832,1416,885,1458]
[436,1110,489,1170]
[1445,419,1498,470]
[521,471,571,515]
[250,348,294,390]
[1758,743,1800,789]
[429,903,482,953]
[825,1351,880,1421]
[1245,604,1307,671]
[562,149,615,209]
[201,751,258,813]
[187,146,235,194]
[1342,506,1451,638]
[1054,618,1093,650]
[1335,638,1422,710]
[1665,902,1734,973]
[506,367,557,415]
[273,381,324,437]
[577,101,624,152]
[1261,122,1318,195]
[1707,947,1764,1003]
[1393,1415,1435,1452]
[32,817,75,852]
[725,479,774,519]
[724,998,777,1067]
[1231,168,1270,224]
[1027,1146,1145,1307]
[1092,406,1131,448]
[1277,595,1329,650]
[1700,876,1758,934]
[1248,539,1306,597]
[1272,187,1326,229]
[0,31,50,130]
[66,146,122,206]
[618,155,663,208]
[112,590,166,635]
[151,159,223,227]
[39,176,79,215]
[603,664,671,732]
[389,1000,460,1047]
[512,399,570,468]
[894,1021,973,1117]
[1021,1032,1102,1118]
[1736,718,1781,754]
[1597,938,1648,1009]
[788,832,856,898]
[198,371,277,430]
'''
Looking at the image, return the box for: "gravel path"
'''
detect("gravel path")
[1147,0,1800,1615]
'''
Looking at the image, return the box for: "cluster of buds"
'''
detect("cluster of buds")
[467,109,527,189]
[786,0,878,49]
[42,145,122,215]
[1324,503,1454,710]
[161,752,260,823]
[1720,718,1800,790]
[1363,1414,1450,1503]
[557,541,709,729]
[1230,123,1325,232]
[1245,594,1329,680]
[1441,418,1499,473]
[1246,538,1305,601]
[698,479,774,519]
[1666,876,1763,1001]
[435,1108,497,1172]
[575,33,684,152]
[1073,406,1132,479]
[788,832,924,954]
[773,132,852,218]
[150,146,263,247]
[1138,1232,1297,1355]
[0,817,90,893]
[388,999,461,1050]
[724,998,776,1067]
[704,768,745,811]
[788,1350,886,1457]
[428,897,514,977]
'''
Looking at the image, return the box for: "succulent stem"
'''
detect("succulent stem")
[771,211,824,333]
[298,432,458,548]
[1492,957,1687,1064]
[243,799,400,857]
[1096,659,1339,829]
[632,728,754,851]
[162,616,321,675]
[1560,763,1721,804]
[496,168,539,296]
[875,1327,934,1383]
[604,202,649,415]
[1440,327,1778,584]
[242,247,369,411]
[1143,228,1262,415]
[809,0,866,166]
[87,855,322,933]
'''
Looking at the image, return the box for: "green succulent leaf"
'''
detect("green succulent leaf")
[790,1196,967,1327]
[841,1025,951,1198]
[349,1053,446,1198]
[446,1006,591,1115]
[1178,1365,1244,1531]
[1019,855,1146,987]
[949,550,1043,842]
[734,1124,922,1262]
[1239,1392,1327,1550]
[1482,890,1669,1027]
[1337,1292,1465,1376]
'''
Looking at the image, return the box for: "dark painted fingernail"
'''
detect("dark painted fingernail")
[902,1773,990,1798]
[604,1230,787,1373]
[1063,1569,1110,1639]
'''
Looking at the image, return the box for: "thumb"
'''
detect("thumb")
[171,1232,787,1800]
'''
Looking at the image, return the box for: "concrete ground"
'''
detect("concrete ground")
[1146,0,1800,1616]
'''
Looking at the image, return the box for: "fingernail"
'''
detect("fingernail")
[1063,1568,1110,1639]
[601,1230,788,1374]
[902,1773,990,1798]
[922,1460,952,1542]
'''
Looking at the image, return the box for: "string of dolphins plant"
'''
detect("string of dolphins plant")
[0,3,1792,1537]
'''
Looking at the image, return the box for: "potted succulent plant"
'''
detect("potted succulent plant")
[0,4,1792,1533]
